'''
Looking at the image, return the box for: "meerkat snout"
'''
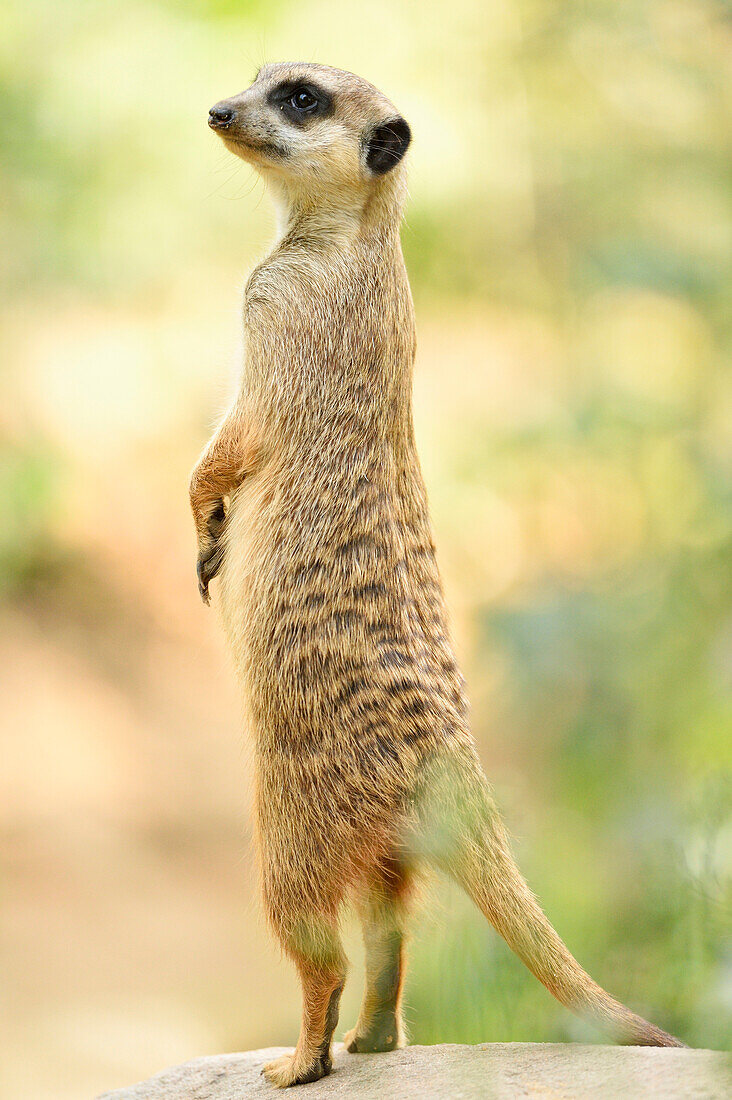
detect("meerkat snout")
[208,103,235,130]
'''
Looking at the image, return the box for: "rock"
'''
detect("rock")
[98,1042,731,1099]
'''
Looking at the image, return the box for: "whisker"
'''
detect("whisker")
[204,161,246,201]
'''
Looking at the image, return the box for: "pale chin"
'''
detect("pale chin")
[221,135,257,161]
[223,137,287,175]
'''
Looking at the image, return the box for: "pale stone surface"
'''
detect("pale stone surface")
[98,1042,731,1099]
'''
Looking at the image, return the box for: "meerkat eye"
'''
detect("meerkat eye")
[269,81,331,123]
[289,87,319,113]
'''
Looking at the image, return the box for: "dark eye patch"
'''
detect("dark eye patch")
[268,80,333,125]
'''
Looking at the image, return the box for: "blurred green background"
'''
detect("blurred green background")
[1,1,731,1096]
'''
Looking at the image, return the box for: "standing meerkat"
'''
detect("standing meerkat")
[191,63,683,1088]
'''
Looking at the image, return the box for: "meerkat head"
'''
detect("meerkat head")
[208,63,411,207]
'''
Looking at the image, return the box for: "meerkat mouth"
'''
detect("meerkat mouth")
[223,134,288,160]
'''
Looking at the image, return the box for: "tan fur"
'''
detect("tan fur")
[191,63,683,1087]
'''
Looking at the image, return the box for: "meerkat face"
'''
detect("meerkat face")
[208,63,411,193]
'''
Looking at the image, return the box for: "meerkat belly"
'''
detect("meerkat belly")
[216,460,467,771]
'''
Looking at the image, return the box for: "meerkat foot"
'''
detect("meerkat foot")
[262,1051,332,1088]
[343,1016,403,1054]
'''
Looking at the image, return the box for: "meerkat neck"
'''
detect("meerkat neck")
[268,174,407,250]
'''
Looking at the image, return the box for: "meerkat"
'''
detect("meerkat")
[191,63,683,1088]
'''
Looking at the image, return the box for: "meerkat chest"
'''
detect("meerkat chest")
[243,248,390,351]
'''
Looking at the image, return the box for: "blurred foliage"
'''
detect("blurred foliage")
[0,0,730,1089]
[0,438,74,598]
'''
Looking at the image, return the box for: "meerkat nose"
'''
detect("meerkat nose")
[208,104,235,129]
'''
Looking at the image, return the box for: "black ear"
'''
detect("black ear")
[365,116,411,175]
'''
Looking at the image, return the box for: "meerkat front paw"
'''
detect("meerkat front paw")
[261,1051,332,1088]
[196,544,224,604]
[196,500,227,604]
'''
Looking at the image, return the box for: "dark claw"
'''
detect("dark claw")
[197,542,224,605]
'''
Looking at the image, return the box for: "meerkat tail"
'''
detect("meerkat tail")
[461,831,683,1046]
[419,759,684,1047]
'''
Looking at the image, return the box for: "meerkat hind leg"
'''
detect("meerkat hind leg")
[262,917,347,1088]
[344,866,409,1054]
